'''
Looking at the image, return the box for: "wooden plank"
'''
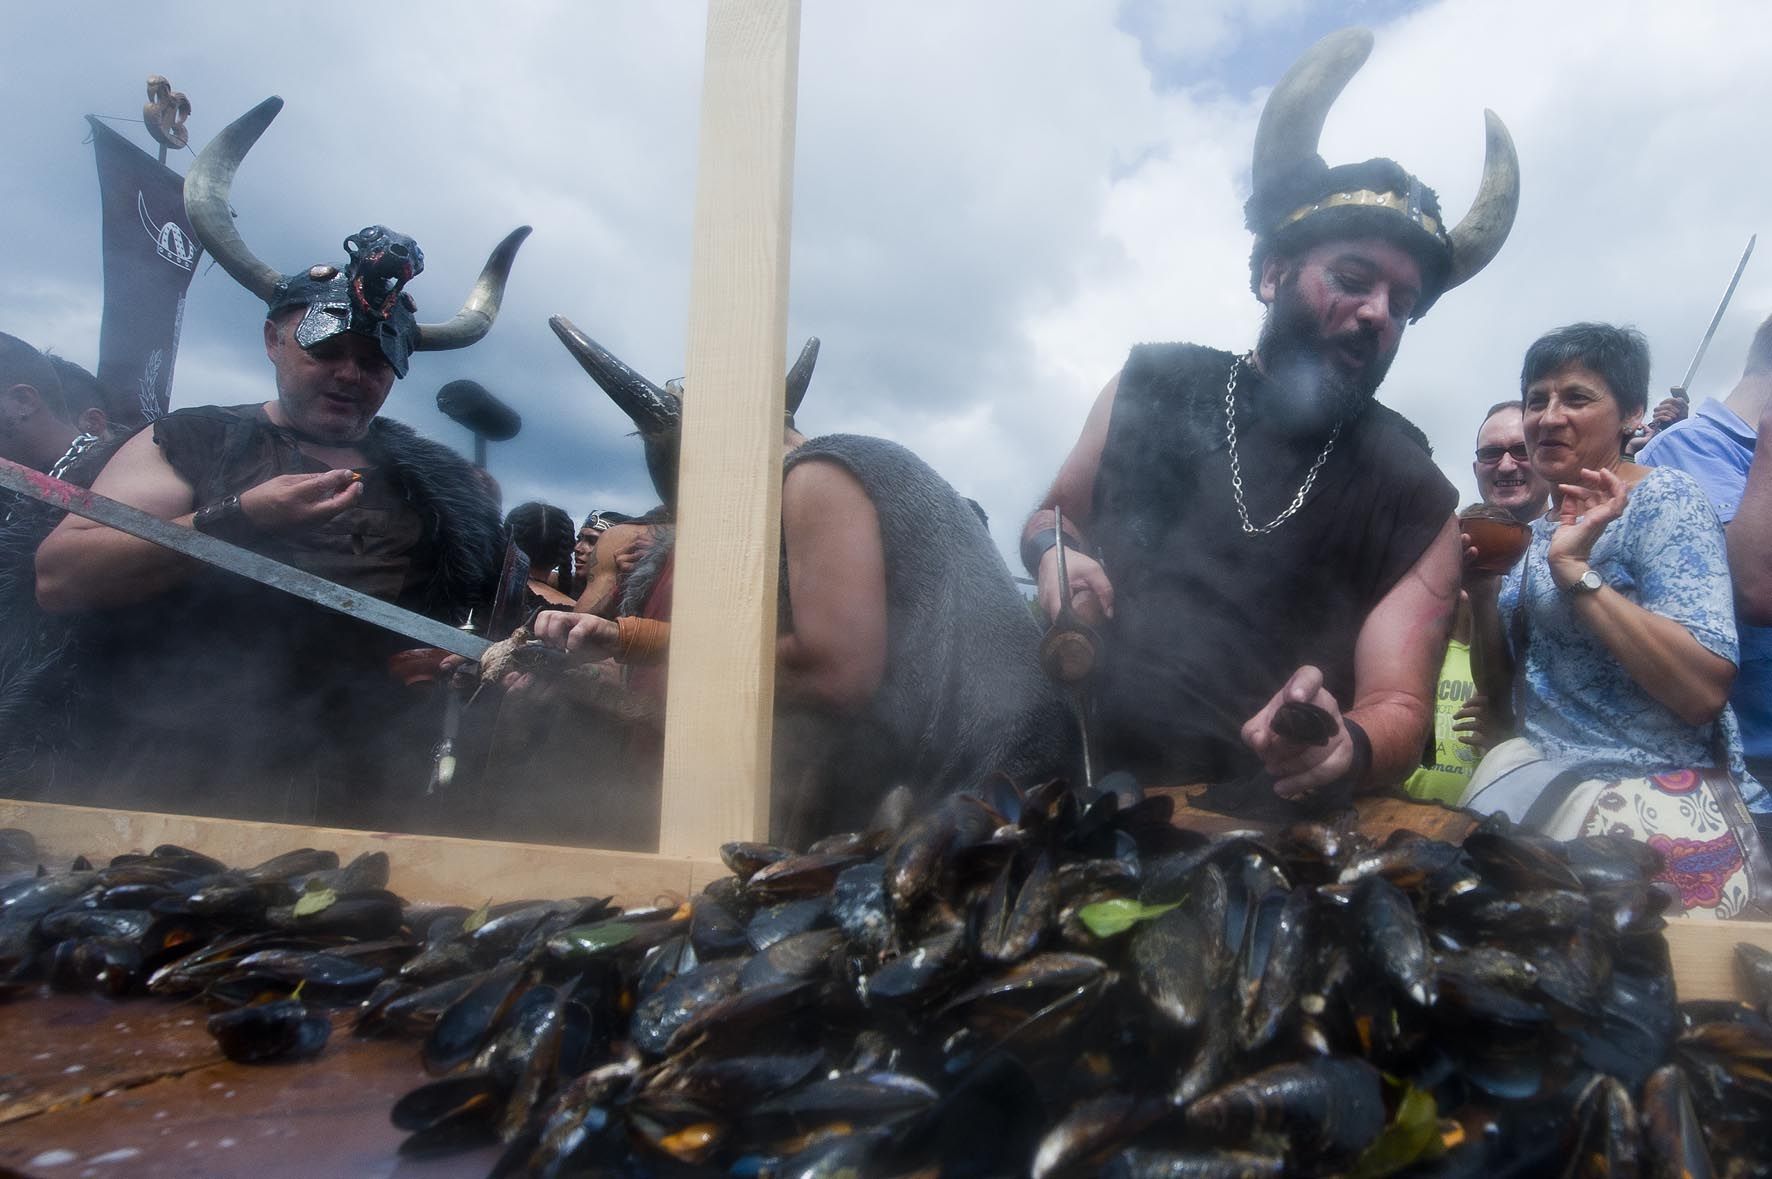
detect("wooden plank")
[1663,917,1772,1002]
[0,994,496,1178]
[659,0,802,858]
[0,800,720,911]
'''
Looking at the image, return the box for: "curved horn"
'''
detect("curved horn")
[183,95,286,304]
[413,226,532,352]
[549,315,681,436]
[1441,110,1521,292]
[785,336,820,416]
[1250,28,1373,195]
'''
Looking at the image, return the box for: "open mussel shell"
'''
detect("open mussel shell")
[1562,1073,1643,1177]
[423,959,529,1075]
[208,949,386,1006]
[632,958,744,1057]
[938,951,1112,1044]
[206,998,331,1064]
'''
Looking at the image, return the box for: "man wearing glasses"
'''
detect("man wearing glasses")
[1473,400,1550,523]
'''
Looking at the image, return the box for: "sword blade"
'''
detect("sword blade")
[1,458,492,663]
[1678,234,1756,395]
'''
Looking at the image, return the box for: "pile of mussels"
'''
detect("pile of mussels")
[4,782,1772,1178]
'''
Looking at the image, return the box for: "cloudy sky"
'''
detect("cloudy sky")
[4,0,1769,566]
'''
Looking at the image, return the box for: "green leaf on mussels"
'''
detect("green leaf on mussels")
[1076,898,1180,938]
[291,886,338,918]
[463,897,493,933]
[547,920,638,959]
[1349,1083,1442,1179]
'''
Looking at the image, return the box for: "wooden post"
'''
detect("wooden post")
[657,0,802,858]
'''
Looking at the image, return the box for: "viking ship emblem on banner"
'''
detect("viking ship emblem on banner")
[139,191,198,271]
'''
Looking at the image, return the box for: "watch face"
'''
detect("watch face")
[1578,569,1603,593]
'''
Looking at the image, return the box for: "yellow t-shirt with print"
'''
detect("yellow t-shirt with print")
[1401,639,1479,805]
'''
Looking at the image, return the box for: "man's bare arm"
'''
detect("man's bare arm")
[1729,405,1772,625]
[775,459,888,713]
[1243,516,1459,794]
[37,426,364,613]
[1026,371,1120,622]
[36,429,200,611]
[1347,516,1462,787]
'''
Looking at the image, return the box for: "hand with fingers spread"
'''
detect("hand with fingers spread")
[1242,665,1357,798]
[1547,467,1633,590]
[238,469,364,532]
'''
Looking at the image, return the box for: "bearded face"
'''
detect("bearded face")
[1253,240,1417,434]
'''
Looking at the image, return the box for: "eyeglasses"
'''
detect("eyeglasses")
[1475,443,1530,466]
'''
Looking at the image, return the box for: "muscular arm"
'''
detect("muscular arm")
[35,428,200,611]
[774,459,888,713]
[1243,516,1460,794]
[1346,516,1462,787]
[36,424,364,614]
[1729,406,1772,625]
[1025,372,1120,622]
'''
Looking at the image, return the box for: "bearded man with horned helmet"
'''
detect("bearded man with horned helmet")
[1023,29,1520,815]
[35,97,527,828]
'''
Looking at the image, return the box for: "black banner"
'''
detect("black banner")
[87,116,203,426]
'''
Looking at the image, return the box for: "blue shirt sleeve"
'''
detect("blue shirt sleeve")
[1621,470,1739,665]
[1637,418,1749,523]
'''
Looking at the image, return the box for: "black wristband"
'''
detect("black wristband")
[1341,716,1373,791]
[1020,527,1090,576]
[192,494,256,544]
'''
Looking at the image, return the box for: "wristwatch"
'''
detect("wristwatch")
[1566,568,1604,596]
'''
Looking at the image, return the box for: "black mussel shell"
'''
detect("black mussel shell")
[1271,701,1338,746]
[207,998,330,1063]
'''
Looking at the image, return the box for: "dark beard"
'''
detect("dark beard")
[1254,279,1394,436]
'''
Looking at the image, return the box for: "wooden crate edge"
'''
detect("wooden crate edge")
[0,799,723,910]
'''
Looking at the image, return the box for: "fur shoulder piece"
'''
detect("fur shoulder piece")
[363,418,503,617]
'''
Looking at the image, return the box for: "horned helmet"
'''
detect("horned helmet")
[1243,28,1520,319]
[184,97,529,378]
[549,316,818,514]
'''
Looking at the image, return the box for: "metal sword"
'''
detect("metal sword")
[1673,234,1757,402]
[0,457,492,662]
[1040,508,1103,794]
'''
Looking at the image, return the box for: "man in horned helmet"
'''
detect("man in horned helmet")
[532,318,1072,846]
[1023,28,1520,814]
[35,97,527,827]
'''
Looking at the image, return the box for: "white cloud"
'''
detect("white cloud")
[7,0,1771,554]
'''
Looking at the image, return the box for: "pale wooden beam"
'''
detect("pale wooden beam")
[658,0,802,858]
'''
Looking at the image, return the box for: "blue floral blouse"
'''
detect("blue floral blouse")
[1499,467,1766,809]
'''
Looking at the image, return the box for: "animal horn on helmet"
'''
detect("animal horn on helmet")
[1250,28,1373,195]
[183,95,286,304]
[549,315,681,436]
[785,337,820,417]
[414,226,532,352]
[1441,110,1520,291]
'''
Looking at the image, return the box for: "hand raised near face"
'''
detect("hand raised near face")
[238,470,363,532]
[1547,467,1632,588]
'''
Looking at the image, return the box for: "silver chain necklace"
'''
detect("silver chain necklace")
[1223,354,1341,535]
[48,432,100,482]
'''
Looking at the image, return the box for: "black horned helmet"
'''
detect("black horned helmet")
[549,315,818,514]
[184,97,530,378]
[1244,28,1520,319]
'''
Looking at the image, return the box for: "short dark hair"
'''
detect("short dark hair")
[46,356,109,421]
[505,501,574,573]
[1519,323,1650,418]
[1744,312,1772,378]
[0,332,66,419]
